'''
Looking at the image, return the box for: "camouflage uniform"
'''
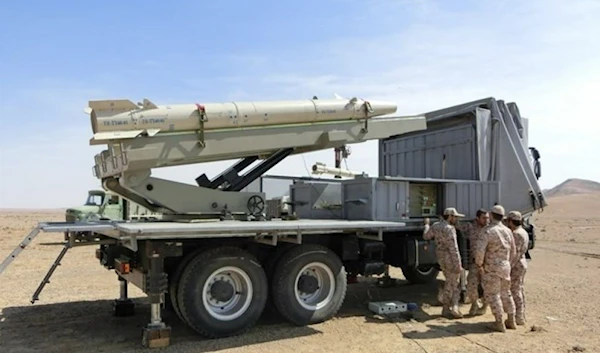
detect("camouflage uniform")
[424,218,462,313]
[508,211,529,324]
[474,205,517,330]
[457,221,486,303]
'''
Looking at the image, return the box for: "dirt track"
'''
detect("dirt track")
[1,194,599,353]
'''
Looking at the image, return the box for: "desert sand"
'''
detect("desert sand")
[1,193,599,353]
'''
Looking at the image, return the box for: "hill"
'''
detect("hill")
[544,178,600,197]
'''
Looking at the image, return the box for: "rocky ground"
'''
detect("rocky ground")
[1,193,599,353]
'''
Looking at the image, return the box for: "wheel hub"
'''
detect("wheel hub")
[202,266,254,321]
[294,262,336,311]
[210,279,235,302]
[297,274,319,294]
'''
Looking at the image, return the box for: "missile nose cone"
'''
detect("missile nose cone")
[366,100,398,116]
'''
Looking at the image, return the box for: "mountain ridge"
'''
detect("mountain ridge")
[543,178,600,197]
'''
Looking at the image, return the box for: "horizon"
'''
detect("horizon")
[1,0,599,208]
[1,177,598,211]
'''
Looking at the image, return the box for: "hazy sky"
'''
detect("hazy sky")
[1,0,599,208]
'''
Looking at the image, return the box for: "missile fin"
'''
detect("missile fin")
[333,93,345,100]
[92,130,145,141]
[141,98,158,110]
[145,128,161,136]
[88,99,139,115]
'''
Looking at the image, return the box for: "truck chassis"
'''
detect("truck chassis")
[2,218,443,348]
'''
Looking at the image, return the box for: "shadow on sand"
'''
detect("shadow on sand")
[0,276,449,352]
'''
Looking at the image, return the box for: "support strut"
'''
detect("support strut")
[195,155,259,189]
[224,148,294,191]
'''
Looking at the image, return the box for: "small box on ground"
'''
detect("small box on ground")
[368,301,408,315]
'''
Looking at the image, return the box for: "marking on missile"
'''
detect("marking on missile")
[321,109,337,114]
[103,120,129,126]
[141,118,166,124]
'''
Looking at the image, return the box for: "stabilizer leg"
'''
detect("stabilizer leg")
[113,276,135,317]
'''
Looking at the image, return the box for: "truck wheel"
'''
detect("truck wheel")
[401,265,439,284]
[262,244,296,317]
[177,246,268,338]
[168,248,206,325]
[271,244,347,326]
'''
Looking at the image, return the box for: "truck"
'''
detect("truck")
[0,95,545,349]
[66,188,162,222]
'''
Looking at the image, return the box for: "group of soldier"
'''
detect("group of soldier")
[423,205,530,332]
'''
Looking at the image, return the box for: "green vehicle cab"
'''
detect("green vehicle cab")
[65,189,160,222]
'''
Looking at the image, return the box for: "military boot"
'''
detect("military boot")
[468,301,481,316]
[489,320,506,332]
[505,314,517,329]
[516,312,526,325]
[442,307,451,318]
[476,302,488,315]
[449,305,464,319]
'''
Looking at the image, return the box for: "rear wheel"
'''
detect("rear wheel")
[167,248,205,324]
[271,244,347,326]
[401,265,439,284]
[177,246,268,338]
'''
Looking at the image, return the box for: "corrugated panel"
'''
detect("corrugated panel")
[380,124,478,180]
[342,178,376,220]
[374,180,409,221]
[444,181,500,219]
[342,178,410,221]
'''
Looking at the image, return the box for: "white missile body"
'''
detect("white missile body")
[87,96,398,141]
[311,162,362,178]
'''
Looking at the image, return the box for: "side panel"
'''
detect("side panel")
[342,178,376,220]
[290,183,343,219]
[374,180,409,221]
[380,123,478,180]
[444,181,500,219]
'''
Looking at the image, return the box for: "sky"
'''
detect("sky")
[0,0,599,209]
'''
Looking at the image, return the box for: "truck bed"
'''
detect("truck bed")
[39,219,408,241]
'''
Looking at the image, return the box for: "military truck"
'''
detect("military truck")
[65,189,161,222]
[1,96,545,349]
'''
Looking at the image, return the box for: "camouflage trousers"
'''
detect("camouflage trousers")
[439,262,461,308]
[511,266,527,320]
[467,263,483,302]
[482,273,515,322]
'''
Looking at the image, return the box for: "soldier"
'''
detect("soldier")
[474,205,517,332]
[456,209,490,316]
[423,207,465,319]
[506,210,529,325]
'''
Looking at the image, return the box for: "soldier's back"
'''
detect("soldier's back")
[513,227,529,268]
[429,220,455,251]
[483,223,512,280]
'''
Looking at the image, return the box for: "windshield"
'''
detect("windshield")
[85,193,104,206]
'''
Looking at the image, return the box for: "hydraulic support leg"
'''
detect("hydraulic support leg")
[141,252,171,349]
[113,276,135,317]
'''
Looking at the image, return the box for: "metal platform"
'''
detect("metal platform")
[36,219,405,238]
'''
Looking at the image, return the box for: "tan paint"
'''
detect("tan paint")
[87,97,397,138]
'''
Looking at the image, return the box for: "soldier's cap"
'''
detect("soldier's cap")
[443,207,465,217]
[491,205,505,216]
[507,211,522,221]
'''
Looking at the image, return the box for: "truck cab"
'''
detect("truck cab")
[65,189,161,222]
[65,189,122,222]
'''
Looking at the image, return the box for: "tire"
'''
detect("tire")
[176,246,268,338]
[167,248,206,325]
[271,244,347,326]
[401,265,440,284]
[262,244,296,317]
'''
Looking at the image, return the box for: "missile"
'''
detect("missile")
[86,96,397,141]
[311,162,362,178]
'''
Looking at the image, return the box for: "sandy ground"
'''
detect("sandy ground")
[1,194,599,353]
